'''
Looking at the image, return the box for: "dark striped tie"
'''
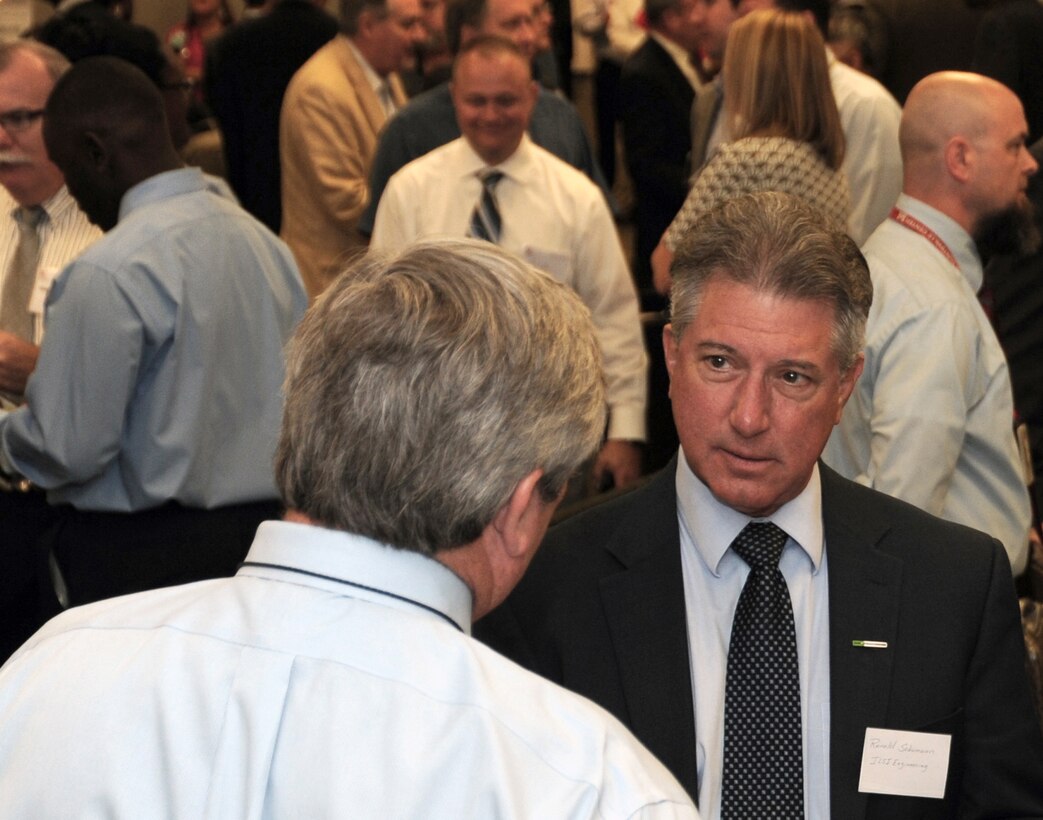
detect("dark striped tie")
[721,521,805,819]
[468,169,504,244]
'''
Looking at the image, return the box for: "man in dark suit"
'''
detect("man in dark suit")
[204,0,338,233]
[619,0,701,305]
[476,191,1043,817]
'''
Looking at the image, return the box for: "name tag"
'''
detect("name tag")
[28,266,62,316]
[521,246,570,281]
[858,727,951,799]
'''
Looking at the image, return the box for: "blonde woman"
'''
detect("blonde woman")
[652,9,850,293]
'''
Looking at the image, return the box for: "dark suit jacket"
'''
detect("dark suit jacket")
[619,36,695,290]
[476,460,1043,818]
[204,0,338,233]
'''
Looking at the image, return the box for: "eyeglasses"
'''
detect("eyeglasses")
[0,108,45,134]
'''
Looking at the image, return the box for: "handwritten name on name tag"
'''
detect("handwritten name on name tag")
[858,727,951,799]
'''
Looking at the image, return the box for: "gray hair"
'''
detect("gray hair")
[0,38,71,81]
[275,239,607,555]
[670,191,872,371]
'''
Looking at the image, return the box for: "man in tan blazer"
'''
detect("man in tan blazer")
[280,0,426,299]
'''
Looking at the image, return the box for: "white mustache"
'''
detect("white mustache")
[0,152,31,166]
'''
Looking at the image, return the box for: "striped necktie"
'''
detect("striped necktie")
[1,205,46,343]
[467,169,504,244]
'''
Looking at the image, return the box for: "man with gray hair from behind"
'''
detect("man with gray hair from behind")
[0,239,698,818]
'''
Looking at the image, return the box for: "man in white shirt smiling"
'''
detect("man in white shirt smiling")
[373,36,648,491]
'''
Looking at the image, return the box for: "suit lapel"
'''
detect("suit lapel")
[599,462,700,798]
[821,465,902,820]
[333,38,389,136]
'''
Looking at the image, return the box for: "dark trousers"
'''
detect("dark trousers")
[1,494,280,662]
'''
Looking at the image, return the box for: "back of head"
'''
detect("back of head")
[899,71,994,169]
[445,0,487,54]
[670,191,871,371]
[275,239,606,555]
[44,54,170,152]
[724,9,844,169]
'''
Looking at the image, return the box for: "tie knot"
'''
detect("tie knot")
[731,521,788,571]
[16,206,45,231]
[478,169,504,190]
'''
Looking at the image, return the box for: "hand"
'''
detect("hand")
[592,439,642,492]
[651,240,674,295]
[0,332,39,397]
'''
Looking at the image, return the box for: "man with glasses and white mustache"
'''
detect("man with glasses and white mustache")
[0,40,99,403]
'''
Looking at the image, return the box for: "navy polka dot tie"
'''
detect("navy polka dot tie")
[721,521,805,819]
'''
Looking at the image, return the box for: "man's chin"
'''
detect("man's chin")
[975,199,1041,259]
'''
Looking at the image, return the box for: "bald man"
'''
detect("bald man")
[824,72,1035,576]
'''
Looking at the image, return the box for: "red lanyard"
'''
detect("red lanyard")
[889,206,959,269]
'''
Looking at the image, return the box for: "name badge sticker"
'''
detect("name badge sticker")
[858,727,951,799]
[28,266,62,316]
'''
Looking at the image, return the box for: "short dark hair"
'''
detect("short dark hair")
[452,33,530,78]
[445,0,488,55]
[340,0,391,35]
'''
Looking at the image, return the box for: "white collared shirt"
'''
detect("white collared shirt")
[676,455,831,819]
[371,135,648,441]
[0,521,699,818]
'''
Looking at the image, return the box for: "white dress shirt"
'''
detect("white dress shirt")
[0,521,698,819]
[824,194,1031,574]
[676,456,831,820]
[0,185,100,345]
[372,135,648,441]
[827,50,904,245]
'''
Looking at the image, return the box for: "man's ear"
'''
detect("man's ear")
[944,136,974,184]
[83,131,109,172]
[491,469,552,560]
[663,323,678,397]
[834,353,865,424]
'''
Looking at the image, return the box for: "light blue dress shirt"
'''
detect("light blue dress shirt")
[0,168,306,511]
[823,193,1031,573]
[676,455,831,819]
[0,521,699,818]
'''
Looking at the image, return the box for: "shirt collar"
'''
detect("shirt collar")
[457,133,536,183]
[894,193,984,292]
[5,184,76,225]
[346,37,386,97]
[239,520,475,634]
[118,167,206,222]
[675,452,824,575]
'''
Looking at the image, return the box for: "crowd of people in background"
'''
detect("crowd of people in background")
[1,0,1043,816]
